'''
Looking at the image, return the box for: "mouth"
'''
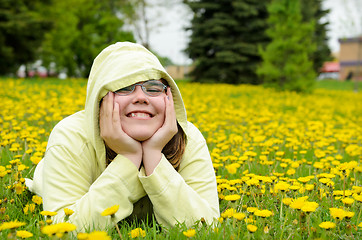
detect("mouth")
[127,111,153,119]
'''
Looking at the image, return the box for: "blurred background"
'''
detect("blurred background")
[0,0,361,92]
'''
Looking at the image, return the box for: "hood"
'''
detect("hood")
[85,42,187,171]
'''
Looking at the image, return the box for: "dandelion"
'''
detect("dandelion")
[329,208,346,220]
[0,220,26,230]
[14,182,25,194]
[282,198,293,206]
[32,195,42,205]
[101,205,121,238]
[77,232,89,240]
[16,230,33,239]
[254,209,273,218]
[101,205,119,216]
[183,229,196,238]
[301,202,319,213]
[87,231,111,240]
[341,198,354,206]
[224,194,241,202]
[41,224,59,237]
[233,212,246,221]
[221,208,236,218]
[40,210,57,217]
[358,222,362,228]
[319,221,336,230]
[64,208,75,216]
[247,224,257,233]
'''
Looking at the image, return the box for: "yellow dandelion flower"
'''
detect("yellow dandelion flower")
[301,202,319,213]
[358,222,362,228]
[32,195,42,205]
[254,209,273,218]
[353,194,362,202]
[233,212,246,221]
[329,208,346,220]
[101,205,119,216]
[319,221,336,229]
[41,224,59,237]
[282,198,293,206]
[16,230,33,239]
[224,194,241,202]
[247,224,257,233]
[40,211,57,217]
[14,182,25,195]
[341,198,354,205]
[247,207,258,213]
[87,231,111,240]
[183,229,196,238]
[77,232,89,240]
[57,222,77,233]
[129,228,146,238]
[305,184,315,191]
[221,208,236,218]
[0,220,26,230]
[344,211,355,220]
[64,208,75,216]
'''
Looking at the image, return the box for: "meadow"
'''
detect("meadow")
[0,78,361,239]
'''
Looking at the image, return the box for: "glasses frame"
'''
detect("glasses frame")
[113,80,167,97]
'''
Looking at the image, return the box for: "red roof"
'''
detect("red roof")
[320,62,340,73]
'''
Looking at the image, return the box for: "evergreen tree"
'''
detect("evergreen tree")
[300,0,331,72]
[185,0,269,84]
[257,0,316,92]
[0,0,52,75]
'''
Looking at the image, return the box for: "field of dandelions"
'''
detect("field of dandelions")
[0,78,361,239]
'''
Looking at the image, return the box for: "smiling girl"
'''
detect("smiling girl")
[26,42,219,232]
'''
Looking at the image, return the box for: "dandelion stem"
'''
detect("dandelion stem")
[115,224,123,240]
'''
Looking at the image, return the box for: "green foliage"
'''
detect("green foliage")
[300,0,332,72]
[185,0,269,84]
[41,0,135,77]
[257,0,316,92]
[0,0,52,75]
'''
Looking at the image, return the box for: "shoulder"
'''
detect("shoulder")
[184,121,207,144]
[46,110,89,150]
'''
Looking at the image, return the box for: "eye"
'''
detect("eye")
[116,86,134,94]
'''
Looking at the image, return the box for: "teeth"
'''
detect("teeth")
[130,112,150,118]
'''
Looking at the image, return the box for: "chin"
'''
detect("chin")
[125,130,155,142]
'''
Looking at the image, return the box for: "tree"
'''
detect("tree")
[257,0,316,92]
[0,0,52,75]
[41,0,135,77]
[300,0,331,72]
[123,0,177,50]
[185,0,269,84]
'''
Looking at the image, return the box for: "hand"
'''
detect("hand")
[99,92,142,168]
[142,88,178,175]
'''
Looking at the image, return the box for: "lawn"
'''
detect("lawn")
[0,78,361,239]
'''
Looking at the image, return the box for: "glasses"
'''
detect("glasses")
[114,80,167,97]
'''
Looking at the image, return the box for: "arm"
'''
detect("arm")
[42,144,146,231]
[139,123,220,227]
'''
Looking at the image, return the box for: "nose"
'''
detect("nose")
[132,85,149,104]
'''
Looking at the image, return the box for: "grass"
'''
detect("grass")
[315,79,360,91]
[0,78,361,239]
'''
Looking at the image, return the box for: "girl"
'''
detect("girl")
[26,42,219,231]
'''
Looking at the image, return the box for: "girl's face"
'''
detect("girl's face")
[114,81,166,141]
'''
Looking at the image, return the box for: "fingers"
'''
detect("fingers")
[100,92,116,138]
[163,87,178,135]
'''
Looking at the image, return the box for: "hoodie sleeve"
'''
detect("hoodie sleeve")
[41,144,146,231]
[138,122,220,227]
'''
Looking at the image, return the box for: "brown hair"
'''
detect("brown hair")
[105,124,187,171]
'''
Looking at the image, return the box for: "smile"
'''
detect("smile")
[127,112,153,119]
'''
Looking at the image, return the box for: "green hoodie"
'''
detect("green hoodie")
[26,42,219,231]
